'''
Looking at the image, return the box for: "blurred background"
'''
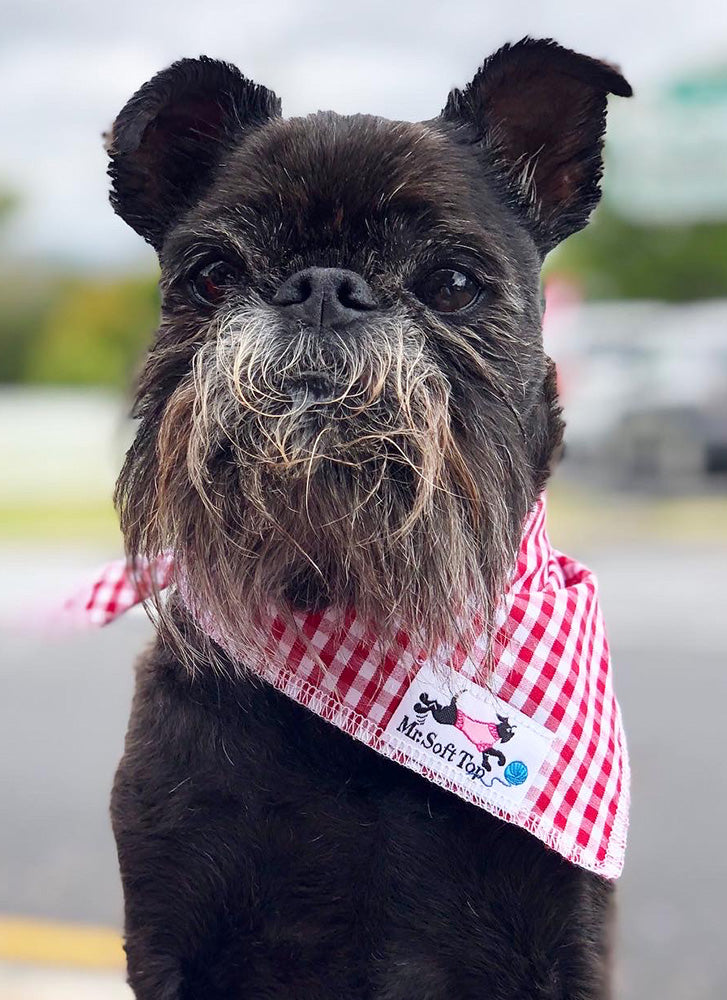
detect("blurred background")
[1,1,726,997]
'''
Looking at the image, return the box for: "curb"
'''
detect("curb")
[0,916,124,971]
[0,963,131,1000]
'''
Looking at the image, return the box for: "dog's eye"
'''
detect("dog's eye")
[189,261,241,305]
[414,268,481,313]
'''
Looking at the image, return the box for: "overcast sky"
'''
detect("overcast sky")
[2,0,726,268]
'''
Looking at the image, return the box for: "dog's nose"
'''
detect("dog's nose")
[272,267,377,329]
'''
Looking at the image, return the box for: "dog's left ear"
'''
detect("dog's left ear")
[106,56,281,250]
[441,38,632,253]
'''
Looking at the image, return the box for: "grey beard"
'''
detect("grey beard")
[121,303,530,673]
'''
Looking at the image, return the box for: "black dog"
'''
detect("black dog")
[107,39,630,998]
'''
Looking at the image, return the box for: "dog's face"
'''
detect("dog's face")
[108,40,630,660]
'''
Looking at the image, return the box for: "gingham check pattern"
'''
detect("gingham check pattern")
[57,552,174,627]
[60,496,629,879]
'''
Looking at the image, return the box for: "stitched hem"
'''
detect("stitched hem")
[257,659,628,880]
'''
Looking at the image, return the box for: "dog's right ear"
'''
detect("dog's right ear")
[106,57,281,250]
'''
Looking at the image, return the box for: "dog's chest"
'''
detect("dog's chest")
[128,665,611,998]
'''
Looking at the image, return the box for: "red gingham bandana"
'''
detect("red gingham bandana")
[59,496,629,879]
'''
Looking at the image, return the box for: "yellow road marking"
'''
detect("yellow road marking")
[0,917,125,970]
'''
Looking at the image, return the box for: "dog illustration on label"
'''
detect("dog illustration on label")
[414,692,516,771]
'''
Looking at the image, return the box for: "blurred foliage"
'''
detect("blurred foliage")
[27,275,159,386]
[549,204,727,301]
[0,277,55,382]
[0,172,154,371]
[0,270,159,386]
[0,182,161,386]
[0,190,20,224]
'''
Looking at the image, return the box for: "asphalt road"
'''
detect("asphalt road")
[2,540,726,1000]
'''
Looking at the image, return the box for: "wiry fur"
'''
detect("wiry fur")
[106,36,630,1000]
[120,297,531,669]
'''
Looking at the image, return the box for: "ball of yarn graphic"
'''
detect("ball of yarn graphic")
[504,761,528,786]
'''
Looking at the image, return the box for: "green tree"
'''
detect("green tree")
[548,205,727,301]
[27,274,159,387]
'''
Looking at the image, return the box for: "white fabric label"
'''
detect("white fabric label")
[383,663,555,808]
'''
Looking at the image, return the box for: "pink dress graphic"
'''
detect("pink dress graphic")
[454,710,501,752]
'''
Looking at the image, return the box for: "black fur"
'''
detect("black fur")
[113,608,614,1000]
[441,37,632,251]
[106,38,630,999]
[106,57,281,248]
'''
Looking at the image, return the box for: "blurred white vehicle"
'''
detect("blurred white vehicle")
[545,299,727,488]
